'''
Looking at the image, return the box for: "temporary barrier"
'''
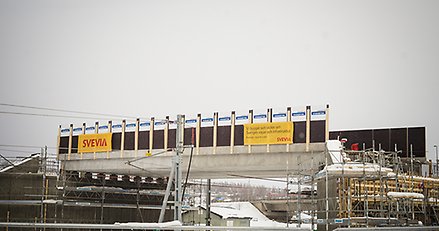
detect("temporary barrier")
[58,105,330,157]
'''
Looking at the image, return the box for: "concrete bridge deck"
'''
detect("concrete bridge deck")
[62,143,327,179]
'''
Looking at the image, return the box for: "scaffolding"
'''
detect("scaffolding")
[318,148,439,229]
[2,145,439,230]
[0,150,173,225]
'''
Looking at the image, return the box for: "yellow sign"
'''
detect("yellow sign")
[244,121,293,145]
[78,133,112,153]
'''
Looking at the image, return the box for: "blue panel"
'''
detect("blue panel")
[311,111,326,116]
[273,113,287,118]
[126,123,136,128]
[236,115,248,120]
[185,119,197,124]
[219,116,231,121]
[253,114,267,119]
[201,118,213,122]
[292,112,306,117]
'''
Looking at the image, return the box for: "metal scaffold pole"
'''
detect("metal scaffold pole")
[175,114,184,222]
[158,114,184,224]
[159,165,175,223]
[39,147,45,231]
[325,147,329,231]
[206,179,211,226]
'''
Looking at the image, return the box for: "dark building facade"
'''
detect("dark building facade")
[330,127,426,158]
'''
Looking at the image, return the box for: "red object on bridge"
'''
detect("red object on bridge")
[351,143,359,151]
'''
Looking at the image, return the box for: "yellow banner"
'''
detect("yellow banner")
[78,133,112,153]
[244,122,293,145]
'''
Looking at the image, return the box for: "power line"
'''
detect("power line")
[0,148,39,154]
[227,174,288,183]
[0,144,45,149]
[0,145,70,154]
[0,153,16,166]
[0,111,117,120]
[0,145,60,156]
[0,103,137,119]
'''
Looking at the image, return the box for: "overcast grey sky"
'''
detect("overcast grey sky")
[1,0,438,162]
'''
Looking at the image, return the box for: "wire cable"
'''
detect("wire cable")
[0,111,119,120]
[0,144,45,149]
[0,153,15,166]
[0,144,61,151]
[0,148,40,154]
[0,103,137,119]
[182,128,196,196]
[182,146,194,197]
[226,174,288,183]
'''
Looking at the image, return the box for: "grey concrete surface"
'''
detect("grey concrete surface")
[63,143,327,178]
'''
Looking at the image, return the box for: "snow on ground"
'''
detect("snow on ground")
[212,201,311,228]
[116,221,181,227]
[212,201,284,227]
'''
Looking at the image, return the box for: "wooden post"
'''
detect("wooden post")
[135,118,140,157]
[325,104,330,142]
[107,121,112,159]
[196,114,201,155]
[56,125,61,160]
[149,117,154,154]
[267,108,272,152]
[213,112,218,154]
[121,120,126,158]
[248,110,253,153]
[306,106,311,152]
[230,111,235,154]
[164,116,169,151]
[94,121,98,160]
[81,123,86,159]
[67,124,73,160]
[287,107,292,152]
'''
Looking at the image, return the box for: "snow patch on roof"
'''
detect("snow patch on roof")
[115,220,181,228]
[210,206,251,219]
[212,202,287,227]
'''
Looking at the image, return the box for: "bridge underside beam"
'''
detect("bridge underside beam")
[63,143,327,179]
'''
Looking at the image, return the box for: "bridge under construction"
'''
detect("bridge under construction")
[1,105,438,230]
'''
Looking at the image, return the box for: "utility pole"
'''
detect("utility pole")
[174,115,184,222]
[159,115,184,223]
